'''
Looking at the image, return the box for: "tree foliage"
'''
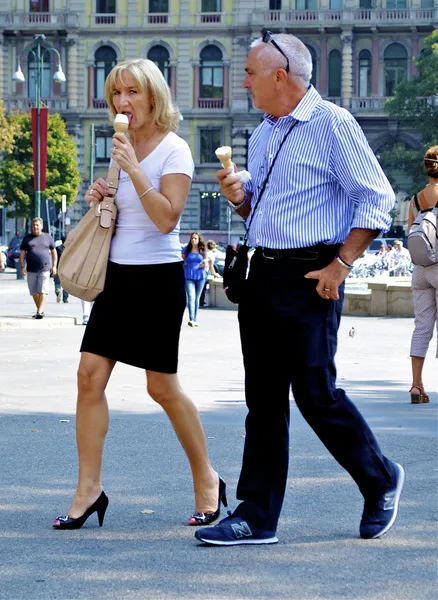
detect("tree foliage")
[0,111,81,218]
[381,30,438,195]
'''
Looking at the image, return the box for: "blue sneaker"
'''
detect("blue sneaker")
[360,461,405,539]
[194,513,278,546]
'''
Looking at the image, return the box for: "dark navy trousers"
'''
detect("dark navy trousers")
[235,247,394,533]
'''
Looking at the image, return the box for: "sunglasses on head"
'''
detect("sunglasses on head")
[262,31,290,73]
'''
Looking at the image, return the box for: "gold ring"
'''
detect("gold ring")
[324,288,331,292]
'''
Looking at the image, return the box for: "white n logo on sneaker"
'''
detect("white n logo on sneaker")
[231,521,252,538]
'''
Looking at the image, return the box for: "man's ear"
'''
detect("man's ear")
[275,68,288,84]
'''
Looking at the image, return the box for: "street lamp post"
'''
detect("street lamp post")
[13,34,66,219]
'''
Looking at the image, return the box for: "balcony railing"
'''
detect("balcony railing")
[92,99,108,110]
[3,97,68,112]
[351,97,389,112]
[198,98,224,109]
[145,12,169,24]
[0,11,78,27]
[198,12,222,24]
[252,7,436,27]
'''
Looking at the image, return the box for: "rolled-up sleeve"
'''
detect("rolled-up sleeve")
[331,118,395,234]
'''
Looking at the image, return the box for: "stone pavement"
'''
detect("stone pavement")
[0,268,436,600]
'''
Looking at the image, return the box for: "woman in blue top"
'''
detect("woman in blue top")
[182,232,210,327]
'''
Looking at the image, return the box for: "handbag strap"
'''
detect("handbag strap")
[243,119,299,245]
[97,161,121,228]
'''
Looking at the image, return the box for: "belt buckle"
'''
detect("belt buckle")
[261,248,276,260]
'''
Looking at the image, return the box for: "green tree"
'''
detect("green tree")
[380,30,438,195]
[0,111,81,218]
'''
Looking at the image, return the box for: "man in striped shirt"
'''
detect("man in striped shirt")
[195,32,405,547]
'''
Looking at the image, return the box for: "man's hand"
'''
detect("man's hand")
[304,259,349,300]
[51,266,57,277]
[216,166,244,206]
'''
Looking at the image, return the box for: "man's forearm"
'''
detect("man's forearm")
[338,228,379,265]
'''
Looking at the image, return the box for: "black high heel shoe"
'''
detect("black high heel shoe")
[187,477,227,526]
[53,491,109,530]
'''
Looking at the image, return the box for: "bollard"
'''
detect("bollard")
[14,258,24,280]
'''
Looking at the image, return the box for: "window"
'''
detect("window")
[330,0,342,8]
[296,0,317,9]
[421,0,433,7]
[328,49,342,97]
[149,0,168,11]
[95,134,113,162]
[94,46,117,101]
[360,0,373,7]
[358,49,372,97]
[202,0,221,11]
[200,192,221,230]
[384,43,407,96]
[200,46,223,99]
[29,0,49,11]
[147,45,170,85]
[306,45,317,88]
[96,0,115,23]
[386,0,407,7]
[269,0,281,8]
[200,129,221,163]
[28,50,51,99]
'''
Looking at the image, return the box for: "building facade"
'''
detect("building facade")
[0,0,436,244]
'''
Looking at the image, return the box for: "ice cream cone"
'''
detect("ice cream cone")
[215,146,233,169]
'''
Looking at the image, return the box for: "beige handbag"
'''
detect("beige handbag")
[59,163,120,302]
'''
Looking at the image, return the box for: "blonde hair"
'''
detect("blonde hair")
[104,58,180,132]
[424,145,438,178]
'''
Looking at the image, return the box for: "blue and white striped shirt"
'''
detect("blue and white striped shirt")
[244,85,395,249]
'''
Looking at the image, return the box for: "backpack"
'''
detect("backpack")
[407,193,438,267]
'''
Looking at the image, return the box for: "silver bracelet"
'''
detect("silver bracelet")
[227,195,249,211]
[335,254,353,270]
[139,186,154,199]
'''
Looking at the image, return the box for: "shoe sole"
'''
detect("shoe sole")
[195,535,279,546]
[369,462,405,539]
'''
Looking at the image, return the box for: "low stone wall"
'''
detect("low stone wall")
[208,277,414,317]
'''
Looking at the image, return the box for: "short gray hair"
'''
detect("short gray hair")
[251,33,312,86]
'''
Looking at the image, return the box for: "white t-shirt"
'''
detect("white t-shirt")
[110,132,194,265]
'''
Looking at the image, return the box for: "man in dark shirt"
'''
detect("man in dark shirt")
[20,217,57,319]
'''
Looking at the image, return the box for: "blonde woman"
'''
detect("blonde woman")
[53,59,226,529]
[407,145,438,404]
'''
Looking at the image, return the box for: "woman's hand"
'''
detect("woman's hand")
[111,133,139,176]
[85,177,109,206]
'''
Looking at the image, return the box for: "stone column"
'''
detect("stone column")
[193,62,199,108]
[169,63,176,99]
[66,37,78,108]
[411,30,419,77]
[87,61,94,108]
[341,31,353,110]
[372,32,379,96]
[319,33,327,96]
[223,62,229,108]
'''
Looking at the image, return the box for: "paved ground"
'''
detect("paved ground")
[0,268,437,600]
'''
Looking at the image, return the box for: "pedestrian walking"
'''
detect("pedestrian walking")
[182,232,209,326]
[407,145,438,404]
[19,217,57,319]
[195,32,404,546]
[53,58,225,530]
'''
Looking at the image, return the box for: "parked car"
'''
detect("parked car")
[6,236,24,269]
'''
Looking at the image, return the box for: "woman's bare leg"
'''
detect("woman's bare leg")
[67,352,116,518]
[411,356,429,399]
[147,371,218,513]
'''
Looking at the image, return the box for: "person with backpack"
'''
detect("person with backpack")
[407,145,438,404]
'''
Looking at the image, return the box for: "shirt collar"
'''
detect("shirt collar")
[265,85,322,125]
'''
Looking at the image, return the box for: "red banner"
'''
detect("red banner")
[31,107,48,191]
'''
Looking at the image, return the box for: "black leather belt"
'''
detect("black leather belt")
[256,246,320,260]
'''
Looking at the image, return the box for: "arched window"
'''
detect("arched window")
[28,49,51,99]
[328,49,342,97]
[306,45,317,88]
[94,46,117,100]
[200,45,223,99]
[147,45,170,85]
[384,43,407,96]
[358,49,372,97]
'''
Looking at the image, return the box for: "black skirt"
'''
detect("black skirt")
[80,261,186,374]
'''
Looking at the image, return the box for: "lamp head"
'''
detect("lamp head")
[53,65,66,83]
[12,65,25,83]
